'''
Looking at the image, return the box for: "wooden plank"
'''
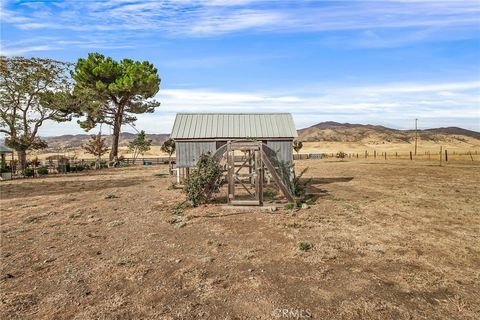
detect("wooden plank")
[234,177,254,196]
[227,143,234,203]
[234,173,256,178]
[230,200,262,206]
[258,149,263,205]
[261,150,294,203]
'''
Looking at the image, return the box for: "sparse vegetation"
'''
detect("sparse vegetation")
[284,203,295,210]
[161,138,176,174]
[263,190,277,198]
[113,258,132,266]
[128,130,152,164]
[291,167,311,197]
[183,153,223,207]
[292,140,303,154]
[37,166,49,175]
[83,134,109,169]
[23,167,34,177]
[287,222,302,228]
[2,158,480,320]
[336,151,347,159]
[298,240,313,252]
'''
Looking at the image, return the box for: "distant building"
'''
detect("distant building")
[170,113,297,169]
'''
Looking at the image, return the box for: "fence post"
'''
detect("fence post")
[410,151,412,160]
[374,150,376,159]
[395,152,398,159]
[385,152,387,160]
[440,146,442,166]
[445,149,448,162]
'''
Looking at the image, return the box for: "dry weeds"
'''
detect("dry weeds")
[1,161,479,319]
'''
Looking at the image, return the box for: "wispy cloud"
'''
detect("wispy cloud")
[34,80,480,136]
[2,1,479,54]
[3,0,479,36]
[147,80,480,130]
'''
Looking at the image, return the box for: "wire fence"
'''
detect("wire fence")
[1,148,479,180]
[293,149,480,164]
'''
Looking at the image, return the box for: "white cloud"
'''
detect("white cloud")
[34,79,479,136]
[3,0,479,38]
[0,45,56,56]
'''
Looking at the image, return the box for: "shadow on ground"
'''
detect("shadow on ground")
[1,177,144,200]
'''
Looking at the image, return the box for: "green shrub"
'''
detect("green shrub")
[284,203,295,210]
[298,241,313,252]
[57,164,71,173]
[183,153,223,207]
[23,167,34,177]
[263,190,277,198]
[37,166,49,175]
[0,166,11,174]
[277,162,311,197]
[336,151,347,159]
[291,167,311,197]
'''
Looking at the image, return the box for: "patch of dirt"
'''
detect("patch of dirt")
[1,162,479,319]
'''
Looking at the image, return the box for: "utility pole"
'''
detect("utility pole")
[414,118,418,156]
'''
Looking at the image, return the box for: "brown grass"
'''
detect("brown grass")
[1,161,479,319]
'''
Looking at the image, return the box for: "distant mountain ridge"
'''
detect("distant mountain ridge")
[297,121,480,144]
[41,132,170,151]
[3,122,478,151]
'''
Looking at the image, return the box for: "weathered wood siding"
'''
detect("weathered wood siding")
[266,140,293,164]
[176,141,217,168]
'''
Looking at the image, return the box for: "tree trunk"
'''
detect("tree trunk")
[110,109,123,163]
[168,155,172,175]
[17,150,27,172]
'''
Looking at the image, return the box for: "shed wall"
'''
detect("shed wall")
[176,141,217,168]
[266,140,293,164]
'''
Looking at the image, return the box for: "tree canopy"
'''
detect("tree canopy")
[161,138,176,174]
[0,56,75,169]
[71,53,160,161]
[128,130,152,163]
[293,140,303,154]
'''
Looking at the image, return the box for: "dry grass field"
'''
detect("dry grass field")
[1,160,479,319]
[301,140,480,155]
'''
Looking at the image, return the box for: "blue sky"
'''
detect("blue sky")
[1,0,480,136]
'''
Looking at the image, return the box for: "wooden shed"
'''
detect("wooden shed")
[170,113,297,169]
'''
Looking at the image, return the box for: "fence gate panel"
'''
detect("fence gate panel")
[227,141,263,206]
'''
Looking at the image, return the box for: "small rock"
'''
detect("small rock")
[43,258,56,264]
[269,206,277,212]
[301,203,309,209]
[175,221,187,228]
[203,256,215,263]
[175,259,182,263]
[248,268,254,272]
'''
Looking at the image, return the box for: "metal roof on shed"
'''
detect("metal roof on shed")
[0,145,13,153]
[170,113,298,139]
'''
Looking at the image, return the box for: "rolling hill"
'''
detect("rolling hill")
[41,132,170,151]
[10,122,478,156]
[297,121,480,145]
